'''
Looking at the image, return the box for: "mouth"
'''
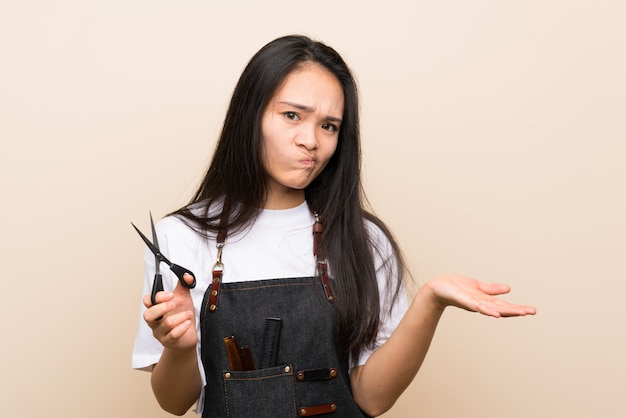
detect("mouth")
[299,155,316,166]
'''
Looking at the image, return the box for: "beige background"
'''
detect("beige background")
[1,1,624,417]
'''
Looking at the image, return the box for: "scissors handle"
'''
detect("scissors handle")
[170,264,197,288]
[151,273,164,306]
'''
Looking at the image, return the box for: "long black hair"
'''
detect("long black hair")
[173,35,408,360]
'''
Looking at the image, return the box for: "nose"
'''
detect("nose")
[295,123,318,150]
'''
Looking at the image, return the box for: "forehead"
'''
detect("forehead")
[270,63,345,113]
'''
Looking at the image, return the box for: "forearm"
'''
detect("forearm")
[351,282,444,416]
[151,346,203,415]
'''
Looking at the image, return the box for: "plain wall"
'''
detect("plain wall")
[1,1,624,417]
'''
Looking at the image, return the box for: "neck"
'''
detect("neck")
[264,187,305,210]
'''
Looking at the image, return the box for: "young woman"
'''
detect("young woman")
[132,35,536,417]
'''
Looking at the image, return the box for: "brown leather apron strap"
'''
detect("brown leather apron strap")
[298,403,338,416]
[313,211,335,303]
[209,202,334,313]
[296,367,338,381]
[208,198,230,313]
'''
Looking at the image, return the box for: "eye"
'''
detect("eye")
[321,123,339,133]
[284,111,300,121]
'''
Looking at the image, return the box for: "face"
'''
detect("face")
[261,63,344,209]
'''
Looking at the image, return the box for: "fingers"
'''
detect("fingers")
[147,316,194,348]
[161,316,193,341]
[143,290,173,309]
[143,294,174,323]
[142,291,193,324]
[477,281,511,296]
[487,289,537,317]
[142,295,195,346]
[142,273,194,310]
[470,280,536,317]
[475,297,537,318]
[151,311,194,342]
[503,304,537,316]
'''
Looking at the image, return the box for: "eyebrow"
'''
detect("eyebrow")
[278,101,343,123]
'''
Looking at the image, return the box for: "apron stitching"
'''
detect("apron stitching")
[221,282,316,292]
[223,378,230,418]
[222,372,293,382]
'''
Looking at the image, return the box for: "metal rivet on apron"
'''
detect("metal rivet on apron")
[299,408,307,416]
[329,369,337,378]
[209,304,217,312]
[284,366,291,373]
[224,372,231,379]
[331,403,337,411]
[211,289,218,296]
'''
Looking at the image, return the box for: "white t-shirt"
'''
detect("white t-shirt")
[132,201,409,409]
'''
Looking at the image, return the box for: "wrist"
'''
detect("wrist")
[417,281,446,316]
[162,344,197,361]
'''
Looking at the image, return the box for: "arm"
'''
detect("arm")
[351,275,536,416]
[143,274,203,415]
[151,346,202,415]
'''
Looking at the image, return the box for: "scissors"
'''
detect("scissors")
[131,212,196,305]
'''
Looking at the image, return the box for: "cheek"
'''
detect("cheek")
[323,140,339,162]
[261,138,290,174]
[260,124,279,166]
[315,141,338,173]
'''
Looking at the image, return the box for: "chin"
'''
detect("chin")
[284,185,307,193]
[282,180,312,191]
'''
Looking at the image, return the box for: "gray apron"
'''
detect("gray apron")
[199,208,370,417]
[199,276,370,417]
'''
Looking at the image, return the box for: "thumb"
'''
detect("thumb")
[478,282,511,296]
[171,274,196,316]
[182,272,195,287]
[173,273,195,295]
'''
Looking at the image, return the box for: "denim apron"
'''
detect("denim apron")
[198,208,370,417]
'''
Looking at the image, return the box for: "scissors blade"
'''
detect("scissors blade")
[149,212,160,275]
[131,222,169,265]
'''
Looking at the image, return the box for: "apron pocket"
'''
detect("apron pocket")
[222,364,297,418]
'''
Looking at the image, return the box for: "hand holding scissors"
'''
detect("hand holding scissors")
[132,213,196,305]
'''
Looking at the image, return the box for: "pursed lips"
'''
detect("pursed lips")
[299,154,316,167]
